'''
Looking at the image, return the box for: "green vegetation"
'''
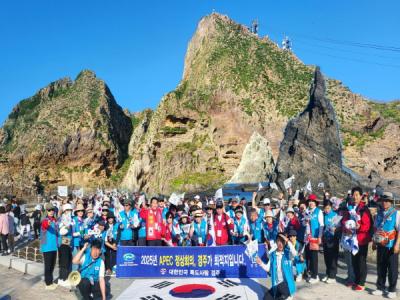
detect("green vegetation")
[110,156,133,183]
[341,125,387,150]
[161,126,188,135]
[240,98,253,116]
[370,101,400,124]
[170,171,227,191]
[89,90,101,116]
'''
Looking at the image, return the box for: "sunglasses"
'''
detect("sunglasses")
[47,209,55,212]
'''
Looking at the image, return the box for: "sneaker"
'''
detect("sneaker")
[57,279,71,288]
[353,285,365,291]
[45,284,57,290]
[321,276,328,282]
[308,278,319,284]
[326,278,336,284]
[295,275,303,282]
[387,292,397,299]
[371,290,383,296]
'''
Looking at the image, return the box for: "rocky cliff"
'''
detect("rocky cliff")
[274,67,360,194]
[123,13,400,194]
[0,70,132,194]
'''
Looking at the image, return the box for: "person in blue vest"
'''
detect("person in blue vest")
[288,229,306,283]
[371,192,400,299]
[227,197,240,219]
[249,208,264,243]
[189,212,207,246]
[263,210,279,247]
[118,199,139,246]
[322,200,340,283]
[232,206,249,245]
[72,240,106,300]
[256,233,297,300]
[57,203,74,288]
[72,203,85,271]
[40,202,59,290]
[305,194,324,284]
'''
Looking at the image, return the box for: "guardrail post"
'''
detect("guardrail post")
[25,247,28,260]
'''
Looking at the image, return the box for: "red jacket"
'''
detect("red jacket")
[213,213,234,246]
[161,223,176,246]
[140,207,163,241]
[341,202,372,246]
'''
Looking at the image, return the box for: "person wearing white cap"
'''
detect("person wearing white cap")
[57,203,74,287]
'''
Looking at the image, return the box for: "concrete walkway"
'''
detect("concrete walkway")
[0,252,397,300]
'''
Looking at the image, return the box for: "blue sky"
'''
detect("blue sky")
[1,0,399,126]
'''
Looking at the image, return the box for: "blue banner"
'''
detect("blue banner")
[116,245,267,278]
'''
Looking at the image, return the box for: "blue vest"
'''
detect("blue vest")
[193,219,207,243]
[263,221,278,242]
[72,216,85,247]
[250,217,263,243]
[162,207,169,220]
[310,208,322,238]
[270,247,296,296]
[40,218,59,252]
[375,207,398,249]
[233,217,247,243]
[323,210,337,239]
[81,251,103,282]
[119,209,137,241]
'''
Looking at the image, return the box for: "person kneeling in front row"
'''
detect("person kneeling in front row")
[72,240,106,300]
[257,233,297,300]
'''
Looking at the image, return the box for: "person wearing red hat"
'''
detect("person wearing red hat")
[305,194,324,284]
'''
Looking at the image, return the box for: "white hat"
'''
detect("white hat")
[264,210,274,218]
[35,204,42,210]
[263,198,271,205]
[286,208,295,214]
[194,195,200,200]
[62,203,73,211]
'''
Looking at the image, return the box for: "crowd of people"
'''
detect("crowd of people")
[0,186,399,300]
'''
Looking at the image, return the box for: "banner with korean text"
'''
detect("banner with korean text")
[116,245,267,278]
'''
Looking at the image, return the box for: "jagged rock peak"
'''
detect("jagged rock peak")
[274,67,356,194]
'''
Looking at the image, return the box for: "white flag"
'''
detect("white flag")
[283,175,295,190]
[58,186,68,197]
[138,194,146,207]
[270,182,279,191]
[318,182,325,189]
[169,192,183,206]
[305,180,312,192]
[258,182,263,191]
[215,188,223,199]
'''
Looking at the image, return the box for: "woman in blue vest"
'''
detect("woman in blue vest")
[371,192,400,299]
[249,208,264,243]
[57,203,74,288]
[288,229,306,283]
[305,194,324,284]
[256,233,297,300]
[263,210,279,247]
[40,202,59,290]
[322,200,340,283]
[72,203,85,271]
[72,240,106,300]
[118,199,139,246]
[189,212,207,246]
[232,206,249,245]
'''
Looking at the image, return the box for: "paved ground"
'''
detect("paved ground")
[0,253,396,300]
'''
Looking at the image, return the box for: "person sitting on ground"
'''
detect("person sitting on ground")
[256,233,297,300]
[72,240,106,300]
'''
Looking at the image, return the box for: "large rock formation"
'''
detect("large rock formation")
[274,67,360,194]
[122,13,400,194]
[0,70,132,194]
[229,132,275,183]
